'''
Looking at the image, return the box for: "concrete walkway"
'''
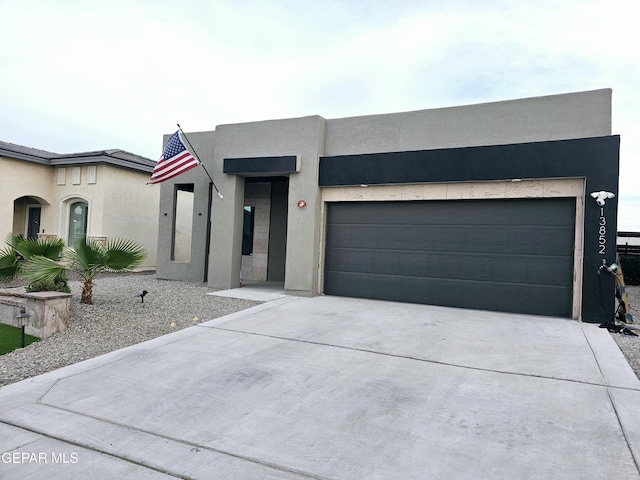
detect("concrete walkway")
[1,294,640,479]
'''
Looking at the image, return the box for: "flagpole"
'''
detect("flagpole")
[176,123,224,200]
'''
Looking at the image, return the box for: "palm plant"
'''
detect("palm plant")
[0,234,67,290]
[0,245,19,283]
[22,236,147,304]
[7,234,65,260]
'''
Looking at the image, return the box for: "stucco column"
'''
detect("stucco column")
[208,175,245,289]
[284,172,322,296]
[283,119,326,297]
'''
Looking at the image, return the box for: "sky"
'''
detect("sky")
[1,0,638,229]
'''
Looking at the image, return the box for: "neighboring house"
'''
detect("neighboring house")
[156,89,620,323]
[0,141,159,268]
[618,232,640,253]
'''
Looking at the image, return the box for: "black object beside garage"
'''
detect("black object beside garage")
[324,198,576,317]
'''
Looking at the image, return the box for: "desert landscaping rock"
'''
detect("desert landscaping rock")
[610,285,640,378]
[0,274,259,387]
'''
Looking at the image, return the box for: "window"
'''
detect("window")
[68,201,88,245]
[242,206,255,255]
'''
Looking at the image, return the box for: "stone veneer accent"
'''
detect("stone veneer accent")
[0,291,71,339]
[241,183,272,282]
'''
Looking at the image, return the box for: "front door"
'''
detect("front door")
[27,206,41,239]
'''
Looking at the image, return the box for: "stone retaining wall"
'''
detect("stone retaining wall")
[0,291,71,339]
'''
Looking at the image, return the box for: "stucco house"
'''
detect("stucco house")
[0,141,159,268]
[156,89,620,323]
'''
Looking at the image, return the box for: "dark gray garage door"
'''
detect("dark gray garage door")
[324,198,576,317]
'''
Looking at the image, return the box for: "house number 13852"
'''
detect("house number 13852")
[598,207,606,255]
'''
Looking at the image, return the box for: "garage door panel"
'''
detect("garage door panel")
[325,248,574,287]
[326,224,575,256]
[324,198,575,317]
[324,271,572,317]
[329,199,576,227]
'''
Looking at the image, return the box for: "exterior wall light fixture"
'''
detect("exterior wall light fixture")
[590,191,615,206]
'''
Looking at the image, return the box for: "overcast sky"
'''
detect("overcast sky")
[1,0,639,229]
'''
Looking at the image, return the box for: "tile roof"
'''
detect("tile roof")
[0,140,155,173]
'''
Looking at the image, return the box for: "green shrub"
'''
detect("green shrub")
[26,276,70,293]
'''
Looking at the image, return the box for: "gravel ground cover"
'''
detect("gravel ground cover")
[0,273,259,387]
[1,274,639,387]
[609,285,640,378]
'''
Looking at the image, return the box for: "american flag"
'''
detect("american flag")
[148,131,199,184]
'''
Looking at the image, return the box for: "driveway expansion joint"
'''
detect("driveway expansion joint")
[212,325,640,390]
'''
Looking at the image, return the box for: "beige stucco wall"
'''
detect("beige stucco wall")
[321,178,586,319]
[94,165,159,268]
[0,157,53,242]
[54,165,103,242]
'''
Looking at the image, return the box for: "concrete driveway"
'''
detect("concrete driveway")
[1,293,640,479]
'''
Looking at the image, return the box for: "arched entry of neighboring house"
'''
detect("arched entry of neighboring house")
[12,196,48,239]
